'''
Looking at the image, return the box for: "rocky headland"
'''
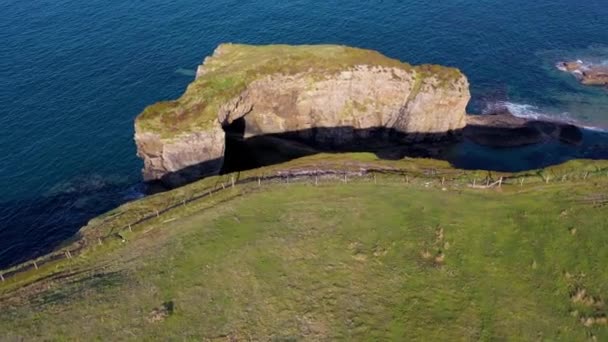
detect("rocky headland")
[135,44,470,186]
[135,44,585,187]
[557,60,608,86]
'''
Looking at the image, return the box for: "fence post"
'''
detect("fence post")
[473,179,476,187]
[343,173,347,183]
[520,178,524,187]
[315,174,318,186]
[128,224,132,232]
[98,238,103,246]
[406,175,409,184]
[258,177,261,187]
[499,177,503,188]
[222,182,225,189]
[0,273,4,282]
[231,175,235,188]
[441,177,445,186]
[156,210,160,217]
[584,172,589,180]
[33,261,38,270]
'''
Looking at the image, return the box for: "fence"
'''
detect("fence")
[1,165,607,284]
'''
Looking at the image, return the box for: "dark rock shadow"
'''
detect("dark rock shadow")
[216,116,608,176]
[218,116,465,175]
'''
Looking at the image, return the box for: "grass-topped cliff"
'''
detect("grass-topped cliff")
[1,154,608,340]
[135,44,464,138]
[134,44,469,186]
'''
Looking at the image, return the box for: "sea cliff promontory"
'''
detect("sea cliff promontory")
[134,44,470,186]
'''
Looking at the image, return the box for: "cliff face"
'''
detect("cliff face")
[134,129,225,186]
[135,44,470,186]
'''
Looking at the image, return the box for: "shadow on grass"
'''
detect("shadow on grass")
[31,271,125,308]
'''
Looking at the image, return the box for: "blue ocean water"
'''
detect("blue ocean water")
[1,0,607,269]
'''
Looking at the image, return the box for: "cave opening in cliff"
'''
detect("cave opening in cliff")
[219,119,439,175]
[220,117,318,174]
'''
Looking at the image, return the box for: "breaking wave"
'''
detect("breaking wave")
[483,101,608,133]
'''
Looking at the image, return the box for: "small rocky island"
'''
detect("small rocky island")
[135,44,583,187]
[135,44,470,186]
[557,60,608,86]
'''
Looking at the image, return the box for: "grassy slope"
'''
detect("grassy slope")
[1,155,608,340]
[134,44,463,138]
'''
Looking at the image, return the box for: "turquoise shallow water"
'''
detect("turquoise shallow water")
[1,0,607,268]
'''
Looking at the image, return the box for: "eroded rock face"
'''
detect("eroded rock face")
[557,61,608,86]
[220,66,469,144]
[134,126,225,187]
[135,44,470,186]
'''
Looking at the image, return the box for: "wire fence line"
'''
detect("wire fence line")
[1,165,607,283]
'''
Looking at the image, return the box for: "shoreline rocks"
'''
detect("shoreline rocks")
[464,109,583,148]
[556,60,608,86]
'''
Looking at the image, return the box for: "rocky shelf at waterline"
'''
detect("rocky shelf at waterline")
[464,109,583,148]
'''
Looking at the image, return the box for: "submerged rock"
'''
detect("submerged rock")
[556,60,608,86]
[135,44,470,186]
[464,109,583,147]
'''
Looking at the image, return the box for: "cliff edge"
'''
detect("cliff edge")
[135,44,470,186]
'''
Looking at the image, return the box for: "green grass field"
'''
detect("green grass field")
[1,155,607,340]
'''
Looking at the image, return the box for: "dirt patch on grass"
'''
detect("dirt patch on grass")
[419,226,447,266]
[580,315,608,327]
[567,285,608,329]
[570,288,604,308]
[147,301,175,323]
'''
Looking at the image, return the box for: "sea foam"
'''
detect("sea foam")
[483,101,608,133]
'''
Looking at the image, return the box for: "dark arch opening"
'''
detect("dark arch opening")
[220,117,319,174]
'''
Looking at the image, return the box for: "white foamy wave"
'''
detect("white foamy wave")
[483,101,546,120]
[483,101,608,133]
[503,102,545,120]
[581,125,608,133]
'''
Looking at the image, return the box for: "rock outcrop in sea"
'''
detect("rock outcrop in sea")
[557,60,608,86]
[135,44,470,186]
[464,108,582,147]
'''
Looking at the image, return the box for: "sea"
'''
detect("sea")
[1,0,607,269]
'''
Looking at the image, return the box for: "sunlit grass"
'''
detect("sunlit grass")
[1,155,607,339]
